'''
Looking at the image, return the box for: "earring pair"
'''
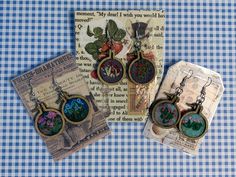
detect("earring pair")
[97,21,156,85]
[150,71,212,140]
[29,74,91,138]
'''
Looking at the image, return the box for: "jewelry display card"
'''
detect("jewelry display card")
[11,53,111,161]
[143,61,224,155]
[75,10,165,122]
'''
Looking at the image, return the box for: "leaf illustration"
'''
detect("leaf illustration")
[113,29,126,41]
[93,27,103,38]
[107,20,118,38]
[85,42,98,54]
[94,39,104,48]
[92,53,99,60]
[98,34,108,43]
[87,25,94,37]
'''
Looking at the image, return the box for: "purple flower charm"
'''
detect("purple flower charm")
[38,116,46,125]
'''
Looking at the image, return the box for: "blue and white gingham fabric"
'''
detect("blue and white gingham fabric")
[0,1,235,176]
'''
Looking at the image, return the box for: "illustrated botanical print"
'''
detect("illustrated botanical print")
[84,20,126,80]
[85,19,126,60]
[37,111,63,136]
[64,98,89,122]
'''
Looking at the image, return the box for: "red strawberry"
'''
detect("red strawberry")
[91,70,98,79]
[101,43,110,52]
[111,42,123,54]
[98,52,108,60]
[143,52,155,60]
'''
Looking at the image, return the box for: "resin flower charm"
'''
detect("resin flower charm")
[179,104,208,139]
[97,50,125,85]
[150,93,181,128]
[128,51,156,85]
[35,102,65,138]
[61,95,90,124]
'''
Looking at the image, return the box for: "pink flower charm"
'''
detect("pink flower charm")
[47,111,57,119]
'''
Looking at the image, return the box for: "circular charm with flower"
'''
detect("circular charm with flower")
[97,50,125,85]
[61,95,91,124]
[151,99,181,128]
[179,106,208,139]
[35,107,65,138]
[128,52,156,85]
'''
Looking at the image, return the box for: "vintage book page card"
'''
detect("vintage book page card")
[75,10,165,122]
[11,53,111,161]
[143,61,224,155]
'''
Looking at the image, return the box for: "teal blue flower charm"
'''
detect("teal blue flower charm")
[59,92,91,125]
[179,104,208,139]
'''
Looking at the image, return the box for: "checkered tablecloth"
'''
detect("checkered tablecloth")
[0,1,235,176]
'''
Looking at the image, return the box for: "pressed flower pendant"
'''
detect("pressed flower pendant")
[35,102,65,138]
[150,94,181,128]
[97,50,125,85]
[128,51,156,85]
[59,92,91,125]
[179,104,208,139]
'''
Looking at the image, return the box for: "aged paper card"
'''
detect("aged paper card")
[75,10,165,122]
[143,61,224,155]
[12,53,111,161]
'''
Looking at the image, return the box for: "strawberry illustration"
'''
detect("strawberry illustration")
[91,70,98,79]
[101,43,110,52]
[111,41,123,54]
[98,52,108,60]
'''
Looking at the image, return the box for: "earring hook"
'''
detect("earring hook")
[51,68,67,102]
[28,78,41,110]
[203,77,212,88]
[51,68,57,87]
[51,68,62,91]
[28,79,34,96]
[185,70,193,79]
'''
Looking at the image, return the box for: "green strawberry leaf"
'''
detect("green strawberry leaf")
[98,34,108,43]
[107,20,118,38]
[94,39,104,48]
[93,27,103,38]
[85,43,98,54]
[92,53,99,60]
[87,25,94,37]
[113,29,126,41]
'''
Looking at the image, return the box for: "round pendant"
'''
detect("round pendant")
[62,95,91,124]
[35,108,65,138]
[97,56,125,85]
[179,112,208,139]
[128,52,156,85]
[151,100,180,128]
